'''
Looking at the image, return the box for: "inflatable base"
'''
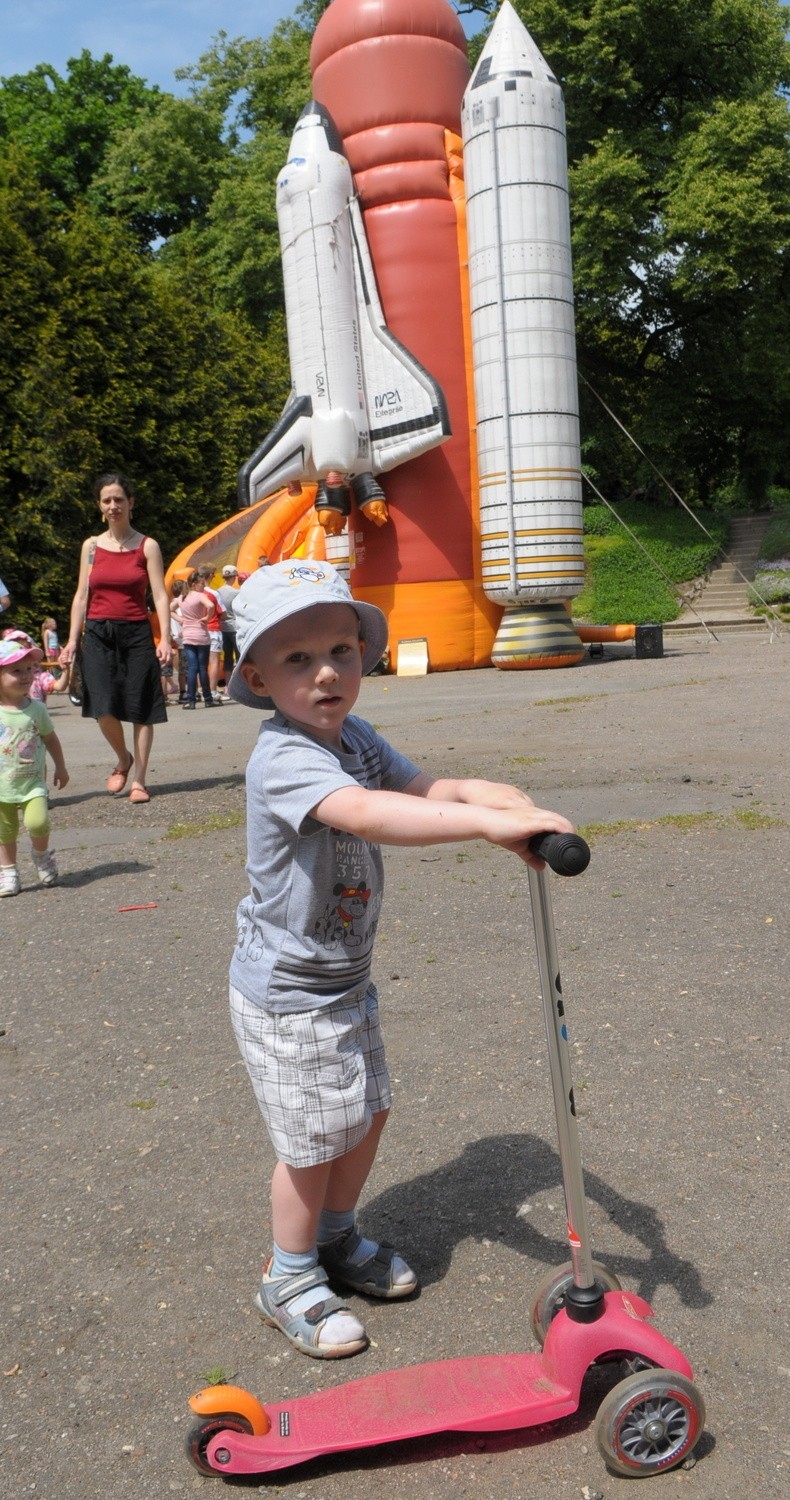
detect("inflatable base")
[492,603,585,670]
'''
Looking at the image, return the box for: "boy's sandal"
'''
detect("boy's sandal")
[129,783,151,804]
[254,1265,367,1359]
[106,753,133,795]
[319,1229,419,1300]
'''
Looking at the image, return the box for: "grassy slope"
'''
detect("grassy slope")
[572,502,728,624]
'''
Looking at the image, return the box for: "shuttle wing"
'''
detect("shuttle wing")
[238,395,313,507]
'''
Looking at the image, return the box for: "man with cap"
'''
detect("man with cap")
[217,564,240,687]
[224,560,574,1362]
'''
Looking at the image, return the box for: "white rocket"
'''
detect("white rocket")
[462,1,585,665]
[239,102,450,511]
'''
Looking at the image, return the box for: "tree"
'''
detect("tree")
[0,52,160,205]
[0,185,282,631]
[91,94,228,243]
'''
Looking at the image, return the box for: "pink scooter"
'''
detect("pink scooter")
[186,833,705,1481]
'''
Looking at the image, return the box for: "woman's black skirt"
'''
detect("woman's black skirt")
[81,619,167,725]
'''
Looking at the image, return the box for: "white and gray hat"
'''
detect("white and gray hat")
[228,560,388,710]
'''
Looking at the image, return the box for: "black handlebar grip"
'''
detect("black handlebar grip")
[528,832,590,876]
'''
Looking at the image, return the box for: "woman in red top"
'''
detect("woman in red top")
[60,473,172,804]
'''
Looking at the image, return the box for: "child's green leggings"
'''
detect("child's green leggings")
[0,796,50,845]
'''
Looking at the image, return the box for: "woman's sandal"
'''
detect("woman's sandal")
[129,783,151,805]
[318,1227,419,1300]
[106,753,133,795]
[254,1263,367,1359]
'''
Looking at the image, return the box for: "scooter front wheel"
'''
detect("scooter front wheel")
[529,1260,622,1347]
[186,1412,254,1476]
[594,1367,705,1477]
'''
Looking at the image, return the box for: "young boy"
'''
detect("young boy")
[227,560,574,1359]
[0,637,70,896]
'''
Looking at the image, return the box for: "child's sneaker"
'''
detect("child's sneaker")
[33,851,58,887]
[254,1260,367,1359]
[0,865,21,897]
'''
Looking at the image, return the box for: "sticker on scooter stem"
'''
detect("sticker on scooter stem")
[567,1222,582,1249]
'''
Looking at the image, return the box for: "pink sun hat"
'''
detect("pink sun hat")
[0,636,44,667]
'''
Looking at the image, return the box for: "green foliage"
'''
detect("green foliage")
[0,53,160,204]
[91,95,228,242]
[574,502,727,622]
[0,181,276,636]
[756,513,790,561]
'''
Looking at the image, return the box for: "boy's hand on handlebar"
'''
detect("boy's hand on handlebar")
[485,807,575,869]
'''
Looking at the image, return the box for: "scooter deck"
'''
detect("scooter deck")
[207,1351,576,1475]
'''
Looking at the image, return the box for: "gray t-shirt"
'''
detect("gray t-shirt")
[230,711,420,1012]
[217,584,238,629]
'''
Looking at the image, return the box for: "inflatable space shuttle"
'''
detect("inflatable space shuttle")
[239,103,450,510]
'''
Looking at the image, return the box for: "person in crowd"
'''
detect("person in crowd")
[41,617,60,661]
[197,567,226,703]
[179,571,215,709]
[0,637,69,896]
[169,579,188,702]
[0,579,10,613]
[225,560,574,1359]
[59,471,172,805]
[217,565,240,688]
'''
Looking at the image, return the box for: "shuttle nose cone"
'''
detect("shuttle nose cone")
[294,99,345,154]
[468,0,558,90]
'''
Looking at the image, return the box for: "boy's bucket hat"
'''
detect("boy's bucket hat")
[221,564,238,577]
[228,560,388,710]
[0,637,43,667]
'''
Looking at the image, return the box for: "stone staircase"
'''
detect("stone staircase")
[665,512,779,635]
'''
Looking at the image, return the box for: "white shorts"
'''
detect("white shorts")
[229,983,391,1168]
[208,630,223,654]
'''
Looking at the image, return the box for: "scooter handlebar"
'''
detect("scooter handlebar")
[528,832,590,876]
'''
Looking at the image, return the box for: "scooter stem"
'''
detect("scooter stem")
[527,864,602,1318]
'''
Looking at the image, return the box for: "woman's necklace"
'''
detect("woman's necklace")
[108,528,138,552]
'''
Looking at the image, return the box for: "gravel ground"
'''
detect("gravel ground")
[2,631,788,1499]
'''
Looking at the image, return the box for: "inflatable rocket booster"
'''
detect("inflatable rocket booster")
[461,1,585,665]
[239,102,450,512]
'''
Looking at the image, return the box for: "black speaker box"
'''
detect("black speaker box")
[635,623,664,658]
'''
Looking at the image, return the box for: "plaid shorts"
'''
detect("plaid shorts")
[229,983,391,1168]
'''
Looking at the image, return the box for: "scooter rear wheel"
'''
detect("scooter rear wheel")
[594,1367,705,1476]
[529,1260,622,1347]
[186,1412,254,1476]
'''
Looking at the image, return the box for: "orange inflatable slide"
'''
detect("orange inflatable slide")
[165,485,322,589]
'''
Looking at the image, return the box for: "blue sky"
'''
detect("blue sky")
[1,2,479,94]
